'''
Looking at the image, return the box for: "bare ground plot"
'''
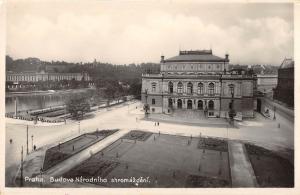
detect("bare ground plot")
[244,143,294,187]
[43,129,118,171]
[62,132,230,187]
[198,137,228,152]
[121,130,152,141]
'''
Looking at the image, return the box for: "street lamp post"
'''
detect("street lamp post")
[31,135,34,151]
[144,89,149,117]
[20,146,23,187]
[78,121,81,134]
[26,125,29,155]
[228,89,236,126]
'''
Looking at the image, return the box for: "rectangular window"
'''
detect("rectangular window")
[152,99,155,105]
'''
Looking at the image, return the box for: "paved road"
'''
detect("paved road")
[228,141,258,187]
[263,97,294,122]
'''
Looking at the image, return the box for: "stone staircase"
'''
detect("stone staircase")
[172,109,205,120]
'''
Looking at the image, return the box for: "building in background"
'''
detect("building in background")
[6,70,90,83]
[273,58,294,107]
[256,74,277,93]
[141,50,256,119]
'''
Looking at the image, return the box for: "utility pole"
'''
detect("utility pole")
[20,146,24,187]
[26,125,29,155]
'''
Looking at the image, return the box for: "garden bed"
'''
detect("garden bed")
[122,130,152,141]
[244,143,294,187]
[43,129,118,171]
[185,175,230,187]
[63,159,119,182]
[198,137,228,152]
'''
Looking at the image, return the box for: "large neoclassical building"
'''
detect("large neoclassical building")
[141,50,256,119]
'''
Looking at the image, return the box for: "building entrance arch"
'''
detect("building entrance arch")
[187,100,193,109]
[198,100,203,110]
[177,99,182,109]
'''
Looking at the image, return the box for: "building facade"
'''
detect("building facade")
[141,50,256,119]
[273,58,294,107]
[6,70,90,83]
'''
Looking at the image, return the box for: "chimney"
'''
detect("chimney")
[160,55,165,63]
[225,54,229,60]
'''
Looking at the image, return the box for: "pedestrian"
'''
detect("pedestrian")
[9,139,12,144]
[33,145,36,151]
[158,122,159,126]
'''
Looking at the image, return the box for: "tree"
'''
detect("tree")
[70,78,79,89]
[129,81,142,99]
[66,95,91,120]
[104,82,117,105]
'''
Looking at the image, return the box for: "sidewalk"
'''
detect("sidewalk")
[228,141,258,187]
[5,118,65,126]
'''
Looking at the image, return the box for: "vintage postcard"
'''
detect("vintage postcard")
[1,0,298,195]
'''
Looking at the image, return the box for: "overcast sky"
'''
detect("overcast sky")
[6,0,294,65]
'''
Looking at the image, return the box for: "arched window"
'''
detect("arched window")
[208,100,214,110]
[198,100,203,110]
[187,82,193,94]
[151,82,157,92]
[168,82,173,93]
[177,99,182,109]
[198,83,204,94]
[229,84,235,96]
[177,82,183,93]
[208,83,214,95]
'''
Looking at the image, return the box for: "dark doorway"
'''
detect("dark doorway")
[177,99,182,109]
[198,100,203,110]
[257,98,261,112]
[187,100,193,109]
[168,98,173,107]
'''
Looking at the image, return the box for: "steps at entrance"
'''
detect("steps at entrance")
[172,109,205,120]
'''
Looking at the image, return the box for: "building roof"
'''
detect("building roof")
[280,58,294,69]
[164,50,228,62]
